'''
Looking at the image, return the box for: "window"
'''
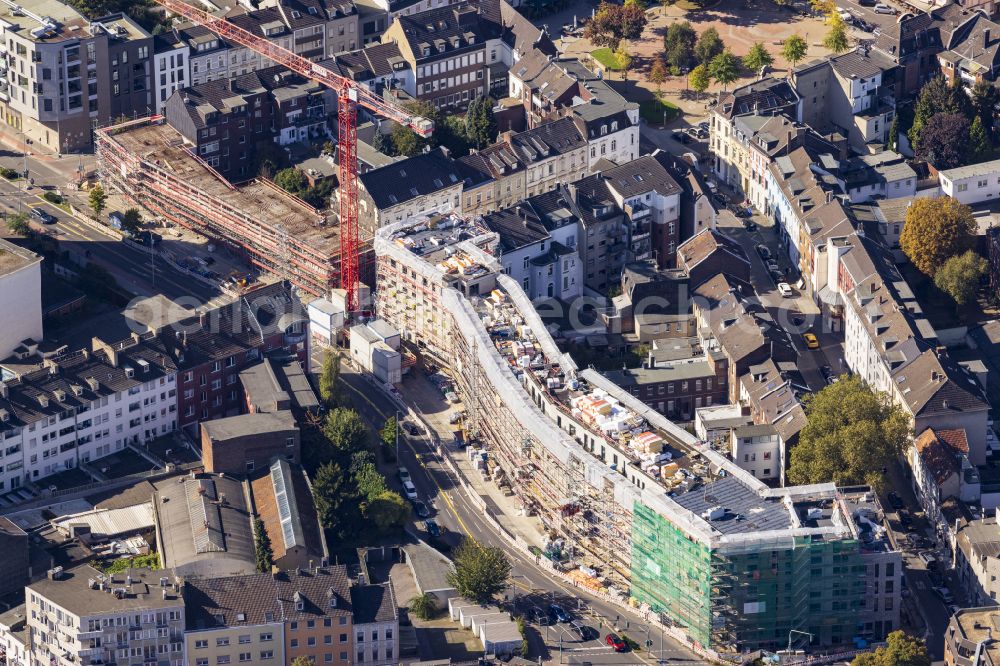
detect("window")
[217,638,230,647]
[239,654,251,663]
[238,636,251,645]
[259,651,274,660]
[197,660,209,666]
[217,657,230,665]
[291,639,299,648]
[195,641,208,649]
[260,633,273,642]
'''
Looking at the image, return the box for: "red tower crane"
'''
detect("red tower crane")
[152,0,433,312]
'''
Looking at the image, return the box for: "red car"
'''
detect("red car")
[605,634,627,652]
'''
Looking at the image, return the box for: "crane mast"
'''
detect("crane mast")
[152,0,433,311]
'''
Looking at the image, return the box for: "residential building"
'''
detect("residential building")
[184,566,355,666]
[657,152,717,244]
[0,3,153,152]
[940,158,1000,205]
[481,189,583,301]
[604,261,693,340]
[153,472,257,577]
[793,47,897,153]
[249,459,329,570]
[0,239,42,361]
[955,518,1000,606]
[200,410,300,475]
[710,77,800,197]
[380,0,501,110]
[694,403,753,447]
[730,423,782,483]
[937,10,1000,88]
[603,348,729,421]
[356,148,484,236]
[27,565,185,666]
[349,319,404,384]
[909,427,980,542]
[0,605,27,666]
[350,584,398,666]
[944,607,1000,666]
[329,41,413,96]
[153,32,190,115]
[569,173,629,293]
[872,4,965,99]
[738,359,808,449]
[677,228,751,290]
[240,356,320,416]
[0,333,178,493]
[164,66,331,182]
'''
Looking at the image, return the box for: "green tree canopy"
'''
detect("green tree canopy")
[787,376,911,489]
[409,593,437,620]
[120,208,143,236]
[695,27,723,64]
[446,538,512,604]
[464,96,498,149]
[318,350,342,407]
[291,658,316,666]
[934,250,987,307]
[365,490,410,533]
[649,57,668,94]
[584,0,647,51]
[852,631,931,666]
[380,416,398,449]
[968,115,993,163]
[708,49,740,90]
[742,42,773,74]
[663,21,696,71]
[689,63,711,93]
[371,127,393,155]
[909,76,973,147]
[312,461,346,530]
[254,517,273,573]
[823,13,850,53]
[615,44,634,79]
[89,184,107,219]
[780,35,808,70]
[900,196,977,277]
[322,407,369,456]
[6,212,30,236]
[915,112,970,169]
[274,167,308,194]
[972,79,1000,133]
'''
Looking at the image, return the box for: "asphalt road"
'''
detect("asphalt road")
[0,163,221,303]
[311,347,702,665]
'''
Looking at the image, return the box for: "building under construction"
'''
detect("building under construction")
[96,117,345,297]
[375,214,903,656]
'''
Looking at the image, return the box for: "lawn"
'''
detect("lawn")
[639,98,681,126]
[591,47,623,71]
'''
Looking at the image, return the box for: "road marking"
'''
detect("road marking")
[340,378,474,538]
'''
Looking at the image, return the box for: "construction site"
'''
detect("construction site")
[374,212,903,655]
[96,117,342,297]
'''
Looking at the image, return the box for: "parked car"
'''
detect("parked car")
[30,207,56,224]
[711,193,728,207]
[742,218,758,231]
[874,3,895,13]
[887,491,904,510]
[934,587,954,604]
[398,466,411,484]
[402,480,418,501]
[412,500,430,519]
[549,604,571,623]
[858,0,876,6]
[698,121,709,131]
[696,128,708,139]
[672,131,690,144]
[804,332,820,350]
[918,552,937,568]
[777,282,794,298]
[606,634,628,652]
[531,607,551,626]
[571,621,595,641]
[728,203,750,218]
[402,422,424,436]
[756,244,771,261]
[424,519,441,537]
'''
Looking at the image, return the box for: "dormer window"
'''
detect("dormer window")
[600,125,607,136]
[423,47,430,57]
[611,121,618,131]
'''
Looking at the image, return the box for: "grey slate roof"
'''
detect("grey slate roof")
[393,0,502,63]
[351,583,397,624]
[601,155,682,199]
[360,148,486,210]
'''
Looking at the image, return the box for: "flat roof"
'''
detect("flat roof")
[28,565,183,614]
[110,122,340,252]
[199,410,295,441]
[0,0,90,42]
[0,239,40,278]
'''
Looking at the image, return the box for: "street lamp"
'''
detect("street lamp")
[395,408,401,461]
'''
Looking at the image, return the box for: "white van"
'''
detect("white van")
[777,282,794,298]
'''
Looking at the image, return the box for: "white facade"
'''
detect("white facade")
[939,159,1000,205]
[350,321,402,385]
[730,426,782,482]
[500,226,583,302]
[585,114,640,170]
[354,618,398,666]
[0,242,43,361]
[153,43,189,115]
[765,168,804,268]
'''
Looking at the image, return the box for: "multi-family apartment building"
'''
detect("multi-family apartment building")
[153,32,190,115]
[872,4,964,98]
[943,607,1000,666]
[350,584,398,666]
[937,9,1000,88]
[27,565,186,666]
[710,77,799,199]
[374,217,902,654]
[793,46,897,153]
[164,66,331,182]
[0,2,153,152]
[0,239,42,361]
[184,567,356,666]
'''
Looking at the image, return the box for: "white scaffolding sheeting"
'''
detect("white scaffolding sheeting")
[496,274,578,374]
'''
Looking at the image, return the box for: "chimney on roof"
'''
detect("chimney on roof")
[825,190,833,204]
[985,28,991,49]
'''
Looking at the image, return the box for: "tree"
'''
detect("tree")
[650,57,668,95]
[708,50,740,91]
[380,415,398,450]
[900,197,977,277]
[935,250,987,308]
[968,115,993,163]
[688,63,711,93]
[312,461,346,529]
[464,96,497,149]
[742,42,773,75]
[909,76,972,147]
[663,21,696,72]
[781,35,808,71]
[291,658,316,666]
[787,376,911,490]
[852,631,931,666]
[318,350,342,407]
[409,593,438,620]
[89,184,107,219]
[915,112,970,170]
[823,13,850,53]
[614,44,633,80]
[809,0,834,14]
[392,123,424,157]
[274,167,308,194]
[887,114,899,152]
[694,27,723,64]
[365,490,410,533]
[584,0,647,52]
[447,538,512,604]
[6,212,30,236]
[253,517,273,573]
[322,407,369,455]
[119,207,143,236]
[972,79,1000,133]
[371,128,393,155]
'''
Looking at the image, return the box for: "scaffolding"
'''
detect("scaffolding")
[96,118,341,296]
